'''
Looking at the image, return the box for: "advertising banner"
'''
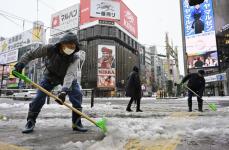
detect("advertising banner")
[97,45,116,88]
[182,0,218,69]
[50,4,80,36]
[91,0,120,20]
[80,0,138,38]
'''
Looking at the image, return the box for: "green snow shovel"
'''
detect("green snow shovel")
[184,85,217,111]
[12,70,107,133]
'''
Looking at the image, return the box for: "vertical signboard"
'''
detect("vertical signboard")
[50,4,80,36]
[97,45,116,88]
[182,0,218,69]
[119,1,138,38]
[32,21,45,42]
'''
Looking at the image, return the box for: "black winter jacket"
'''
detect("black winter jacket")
[125,71,142,99]
[181,73,205,92]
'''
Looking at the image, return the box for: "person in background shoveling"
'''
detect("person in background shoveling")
[125,66,143,112]
[13,32,88,133]
[180,70,205,112]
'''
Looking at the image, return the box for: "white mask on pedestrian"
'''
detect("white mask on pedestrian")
[63,47,75,55]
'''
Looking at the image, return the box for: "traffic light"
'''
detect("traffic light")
[188,0,204,6]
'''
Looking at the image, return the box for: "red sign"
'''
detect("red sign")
[80,0,138,38]
[118,1,138,38]
[52,16,60,28]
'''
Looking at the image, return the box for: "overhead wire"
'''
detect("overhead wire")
[0,13,40,39]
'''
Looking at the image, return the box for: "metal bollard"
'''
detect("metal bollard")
[47,96,50,104]
[91,89,94,108]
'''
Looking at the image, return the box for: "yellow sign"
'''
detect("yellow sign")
[32,27,42,42]
[9,62,17,78]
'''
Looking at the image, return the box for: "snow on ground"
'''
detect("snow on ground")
[1,97,229,149]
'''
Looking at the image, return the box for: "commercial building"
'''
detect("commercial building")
[49,0,141,96]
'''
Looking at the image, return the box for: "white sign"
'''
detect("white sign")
[7,30,33,51]
[50,4,80,36]
[0,49,18,64]
[91,0,120,20]
[205,73,226,83]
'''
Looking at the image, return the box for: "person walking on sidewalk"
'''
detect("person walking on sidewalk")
[180,70,205,112]
[13,32,88,133]
[125,66,143,112]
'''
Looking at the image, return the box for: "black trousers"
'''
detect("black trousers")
[188,90,203,111]
[127,97,141,110]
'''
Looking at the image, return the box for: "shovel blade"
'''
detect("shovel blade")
[96,118,107,133]
[209,103,217,111]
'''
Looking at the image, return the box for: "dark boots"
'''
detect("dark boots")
[136,98,143,112]
[72,108,88,132]
[198,100,203,112]
[188,100,192,112]
[22,112,39,134]
[126,98,134,112]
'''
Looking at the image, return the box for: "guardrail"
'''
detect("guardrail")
[0,88,95,108]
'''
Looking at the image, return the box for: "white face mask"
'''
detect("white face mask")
[63,47,75,55]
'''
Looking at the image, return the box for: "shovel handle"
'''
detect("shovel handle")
[12,71,97,125]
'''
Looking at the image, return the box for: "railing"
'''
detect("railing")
[0,88,95,108]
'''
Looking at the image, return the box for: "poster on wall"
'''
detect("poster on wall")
[182,0,218,69]
[97,45,116,88]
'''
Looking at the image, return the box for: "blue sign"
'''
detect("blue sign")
[183,0,215,36]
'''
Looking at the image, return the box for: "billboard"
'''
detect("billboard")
[90,0,120,20]
[182,0,218,69]
[97,45,116,88]
[50,4,80,36]
[80,0,138,38]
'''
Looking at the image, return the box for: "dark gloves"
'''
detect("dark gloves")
[55,91,66,105]
[13,63,25,76]
[55,88,69,105]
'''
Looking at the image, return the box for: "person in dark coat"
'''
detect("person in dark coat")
[125,66,142,112]
[13,32,88,133]
[180,70,205,112]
